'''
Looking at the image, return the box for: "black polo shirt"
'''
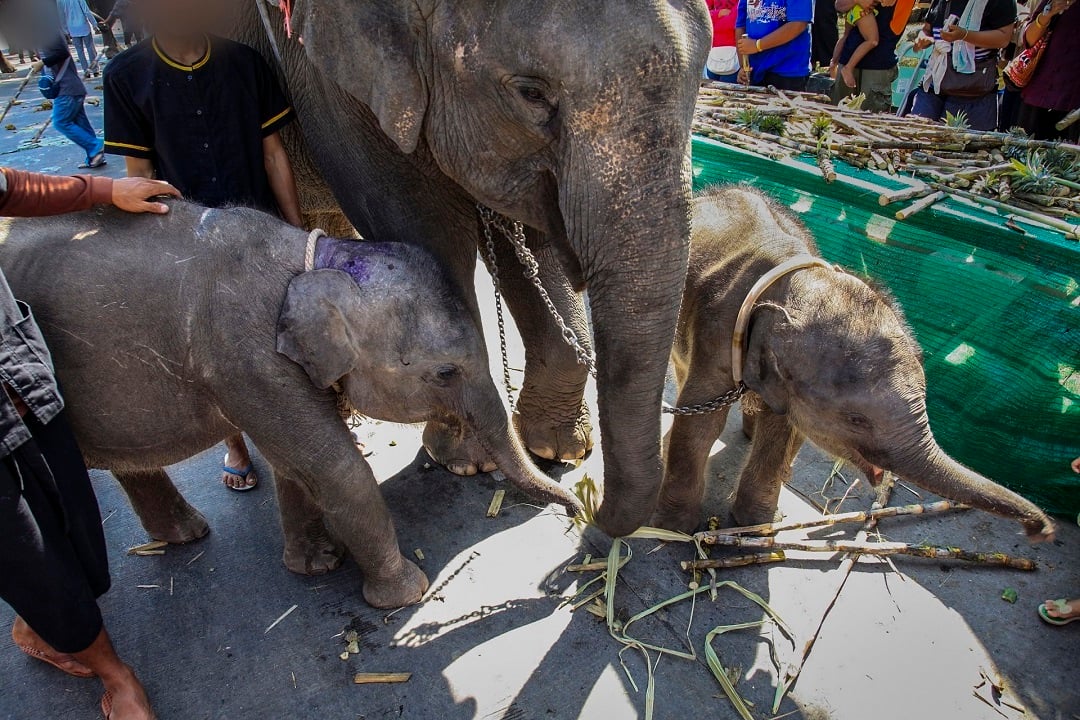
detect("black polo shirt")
[103,37,294,213]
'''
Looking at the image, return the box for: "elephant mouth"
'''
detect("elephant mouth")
[848,450,885,487]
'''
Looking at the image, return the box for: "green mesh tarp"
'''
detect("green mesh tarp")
[691,136,1080,518]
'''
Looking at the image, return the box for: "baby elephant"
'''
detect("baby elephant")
[0,202,580,608]
[655,187,1054,542]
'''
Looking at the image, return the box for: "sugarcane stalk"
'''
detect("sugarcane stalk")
[680,552,787,571]
[933,183,1080,238]
[895,191,946,220]
[30,118,51,144]
[696,535,1036,569]
[879,184,933,206]
[700,500,969,538]
[0,64,41,127]
[816,146,836,183]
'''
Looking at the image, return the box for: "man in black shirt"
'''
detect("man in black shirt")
[103,0,303,492]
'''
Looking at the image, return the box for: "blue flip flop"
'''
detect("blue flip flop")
[223,463,257,492]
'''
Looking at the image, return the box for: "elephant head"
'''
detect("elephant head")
[285,0,712,536]
[276,239,583,515]
[744,269,1055,542]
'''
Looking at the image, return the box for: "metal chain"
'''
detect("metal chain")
[662,383,747,416]
[477,204,744,417]
[478,207,517,409]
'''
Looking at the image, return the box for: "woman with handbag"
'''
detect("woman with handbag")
[706,0,741,82]
[1009,0,1079,141]
[910,0,1017,131]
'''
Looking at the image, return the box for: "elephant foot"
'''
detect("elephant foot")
[730,500,783,528]
[362,558,429,609]
[651,496,702,535]
[283,524,346,576]
[144,506,210,545]
[513,398,593,462]
[423,419,497,477]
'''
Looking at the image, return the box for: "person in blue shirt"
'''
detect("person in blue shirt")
[735,0,815,90]
[57,0,100,78]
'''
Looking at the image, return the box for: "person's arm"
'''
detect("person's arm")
[737,21,810,55]
[125,157,155,179]
[0,169,178,217]
[940,22,1015,47]
[1024,0,1072,44]
[263,132,303,228]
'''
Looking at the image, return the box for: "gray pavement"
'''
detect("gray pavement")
[0,51,1076,720]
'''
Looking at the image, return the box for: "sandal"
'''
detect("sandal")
[1038,599,1080,626]
[79,152,107,169]
[16,642,96,678]
[223,462,257,492]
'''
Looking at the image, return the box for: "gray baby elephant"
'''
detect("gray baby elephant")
[0,202,581,608]
[654,187,1054,542]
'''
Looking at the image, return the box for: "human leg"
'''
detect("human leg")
[72,102,105,161]
[72,629,156,720]
[222,432,258,490]
[72,35,90,74]
[944,92,997,131]
[859,66,898,113]
[909,87,946,121]
[840,16,879,89]
[763,72,809,91]
[52,95,101,163]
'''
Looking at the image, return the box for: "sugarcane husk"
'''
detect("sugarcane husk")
[699,500,969,539]
[895,191,946,220]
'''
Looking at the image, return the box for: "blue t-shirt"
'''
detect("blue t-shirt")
[737,0,814,81]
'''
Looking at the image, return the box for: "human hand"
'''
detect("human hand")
[736,36,760,55]
[111,177,181,214]
[737,67,751,84]
[913,33,934,50]
[1047,0,1075,15]
[939,24,967,42]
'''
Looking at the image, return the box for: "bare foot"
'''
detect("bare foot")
[1072,456,1079,474]
[841,65,858,89]
[11,617,95,678]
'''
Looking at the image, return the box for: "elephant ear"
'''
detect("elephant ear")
[742,339,790,415]
[297,0,427,154]
[277,269,364,389]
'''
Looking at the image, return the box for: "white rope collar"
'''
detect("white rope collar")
[731,254,833,385]
[304,228,327,272]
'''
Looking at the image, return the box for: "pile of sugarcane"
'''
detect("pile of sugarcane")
[694,82,1080,238]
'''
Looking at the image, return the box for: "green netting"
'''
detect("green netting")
[691,136,1080,518]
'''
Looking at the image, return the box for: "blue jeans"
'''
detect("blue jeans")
[910,88,998,132]
[52,95,104,163]
[70,34,97,74]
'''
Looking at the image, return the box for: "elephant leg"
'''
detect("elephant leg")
[485,226,593,462]
[276,473,346,576]
[422,418,497,477]
[730,409,805,526]
[654,407,732,533]
[112,468,209,544]
[242,395,427,608]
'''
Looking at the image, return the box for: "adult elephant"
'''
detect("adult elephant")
[236,0,712,537]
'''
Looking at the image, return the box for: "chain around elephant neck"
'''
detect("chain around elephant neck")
[476,204,749,417]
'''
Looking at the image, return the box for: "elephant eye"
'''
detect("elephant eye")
[428,365,461,387]
[519,86,547,104]
[845,412,871,429]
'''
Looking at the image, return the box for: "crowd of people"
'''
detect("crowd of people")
[705,0,1079,137]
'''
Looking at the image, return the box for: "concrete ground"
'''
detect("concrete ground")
[0,53,1077,720]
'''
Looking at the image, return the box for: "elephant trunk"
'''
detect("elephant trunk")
[465,384,584,517]
[889,437,1055,542]
[560,138,694,537]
